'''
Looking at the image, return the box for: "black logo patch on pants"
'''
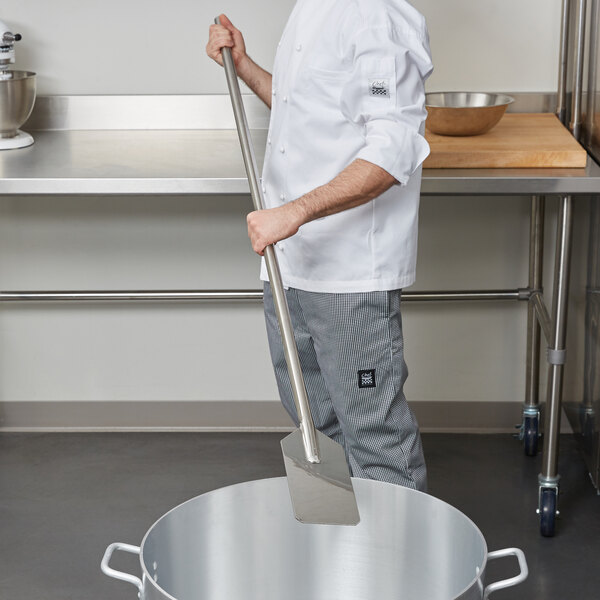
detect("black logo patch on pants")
[358,369,376,389]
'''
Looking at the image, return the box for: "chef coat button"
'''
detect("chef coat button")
[280,193,286,201]
[268,137,272,145]
[272,89,277,96]
[280,146,286,154]
[283,96,288,103]
[296,44,302,52]
[262,185,266,193]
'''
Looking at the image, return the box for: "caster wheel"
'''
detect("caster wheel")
[523,415,539,456]
[540,488,557,537]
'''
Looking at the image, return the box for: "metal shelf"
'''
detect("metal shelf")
[1,129,599,197]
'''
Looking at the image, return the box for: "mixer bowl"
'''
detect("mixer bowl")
[425,92,514,136]
[0,70,36,138]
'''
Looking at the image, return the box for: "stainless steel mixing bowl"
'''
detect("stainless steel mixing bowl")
[425,92,514,136]
[0,70,36,138]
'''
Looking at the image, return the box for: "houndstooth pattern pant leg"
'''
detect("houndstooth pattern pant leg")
[263,282,427,492]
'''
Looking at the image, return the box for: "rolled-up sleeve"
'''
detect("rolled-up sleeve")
[340,22,434,184]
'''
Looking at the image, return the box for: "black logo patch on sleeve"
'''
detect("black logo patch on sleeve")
[369,79,390,98]
[358,369,376,389]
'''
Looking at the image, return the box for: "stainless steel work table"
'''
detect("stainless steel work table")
[1,128,600,196]
[1,94,599,537]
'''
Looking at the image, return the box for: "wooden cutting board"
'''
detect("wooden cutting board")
[423,113,588,168]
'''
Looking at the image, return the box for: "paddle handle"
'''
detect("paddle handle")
[215,16,320,463]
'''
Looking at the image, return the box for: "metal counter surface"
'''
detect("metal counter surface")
[0,128,599,196]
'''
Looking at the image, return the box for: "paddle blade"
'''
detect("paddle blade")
[281,429,360,525]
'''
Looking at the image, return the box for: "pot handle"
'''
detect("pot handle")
[101,542,143,597]
[483,547,528,599]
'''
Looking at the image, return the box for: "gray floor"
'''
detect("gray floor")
[1,432,599,599]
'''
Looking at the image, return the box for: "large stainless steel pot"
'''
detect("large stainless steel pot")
[102,477,527,600]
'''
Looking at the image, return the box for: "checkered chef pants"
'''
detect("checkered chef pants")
[263,282,427,492]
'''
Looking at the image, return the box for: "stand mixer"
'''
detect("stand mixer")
[0,19,36,150]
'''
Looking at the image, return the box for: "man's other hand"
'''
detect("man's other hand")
[247,204,306,256]
[206,14,248,70]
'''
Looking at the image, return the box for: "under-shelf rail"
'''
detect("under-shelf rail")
[0,289,526,303]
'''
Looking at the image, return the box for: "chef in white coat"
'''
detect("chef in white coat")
[207,0,433,491]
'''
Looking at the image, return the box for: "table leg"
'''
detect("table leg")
[522,195,545,455]
[538,195,574,537]
[582,199,600,464]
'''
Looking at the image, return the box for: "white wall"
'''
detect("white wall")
[0,0,566,420]
[420,0,562,93]
[0,195,275,403]
[4,0,562,95]
[0,193,557,410]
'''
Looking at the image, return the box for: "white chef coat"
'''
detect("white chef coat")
[259,0,433,293]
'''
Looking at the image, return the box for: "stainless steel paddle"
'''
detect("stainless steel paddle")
[215,16,359,525]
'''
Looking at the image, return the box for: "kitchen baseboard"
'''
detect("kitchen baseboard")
[0,400,573,433]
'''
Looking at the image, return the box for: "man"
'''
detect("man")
[207,0,433,491]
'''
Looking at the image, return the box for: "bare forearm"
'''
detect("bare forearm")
[237,56,273,108]
[293,159,397,224]
[247,159,397,254]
